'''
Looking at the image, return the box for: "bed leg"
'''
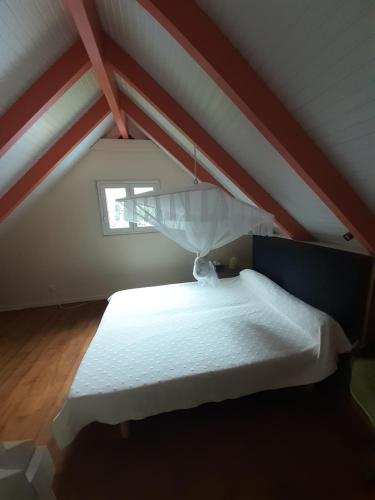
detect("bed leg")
[119,421,129,439]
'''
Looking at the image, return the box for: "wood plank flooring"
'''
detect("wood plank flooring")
[0,302,374,500]
[0,302,106,443]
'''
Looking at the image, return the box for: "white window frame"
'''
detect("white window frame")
[97,180,160,236]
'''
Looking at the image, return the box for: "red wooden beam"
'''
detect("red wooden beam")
[0,40,90,157]
[0,97,110,222]
[138,0,375,254]
[119,93,224,188]
[65,0,128,139]
[104,35,311,241]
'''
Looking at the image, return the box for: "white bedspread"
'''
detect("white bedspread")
[53,270,351,448]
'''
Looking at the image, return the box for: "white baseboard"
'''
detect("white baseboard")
[0,293,109,312]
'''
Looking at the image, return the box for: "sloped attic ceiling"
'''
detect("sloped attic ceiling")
[0,0,76,114]
[0,0,114,227]
[197,0,375,213]
[0,114,114,234]
[0,0,373,253]
[0,70,101,196]
[96,0,374,249]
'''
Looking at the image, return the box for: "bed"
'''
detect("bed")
[53,237,373,448]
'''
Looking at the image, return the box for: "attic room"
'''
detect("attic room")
[0,0,374,499]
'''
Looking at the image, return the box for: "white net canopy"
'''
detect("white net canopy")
[117,183,274,284]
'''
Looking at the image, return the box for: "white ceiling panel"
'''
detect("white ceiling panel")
[0,70,100,197]
[117,76,255,206]
[197,0,375,212]
[0,0,369,253]
[117,76,354,245]
[97,0,349,242]
[0,0,77,114]
[0,115,114,235]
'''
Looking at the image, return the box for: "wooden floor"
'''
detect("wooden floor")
[0,303,374,500]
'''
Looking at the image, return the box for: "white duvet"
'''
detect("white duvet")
[53,270,351,448]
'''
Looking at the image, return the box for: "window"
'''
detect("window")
[97,180,160,235]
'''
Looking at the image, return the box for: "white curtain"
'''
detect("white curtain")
[118,183,274,283]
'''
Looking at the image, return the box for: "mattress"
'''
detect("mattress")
[53,270,351,448]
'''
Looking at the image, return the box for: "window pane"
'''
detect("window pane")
[133,186,155,195]
[104,187,129,229]
[134,186,155,227]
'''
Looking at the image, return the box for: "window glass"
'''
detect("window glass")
[133,186,154,196]
[133,186,155,228]
[104,187,129,229]
[97,180,160,235]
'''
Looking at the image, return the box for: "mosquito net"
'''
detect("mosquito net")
[117,183,274,284]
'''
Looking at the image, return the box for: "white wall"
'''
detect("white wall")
[0,140,252,310]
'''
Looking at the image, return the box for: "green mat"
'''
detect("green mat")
[350,358,375,428]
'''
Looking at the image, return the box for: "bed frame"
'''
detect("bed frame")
[252,236,374,344]
[122,237,373,439]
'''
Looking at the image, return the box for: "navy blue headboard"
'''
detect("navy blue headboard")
[252,236,373,343]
